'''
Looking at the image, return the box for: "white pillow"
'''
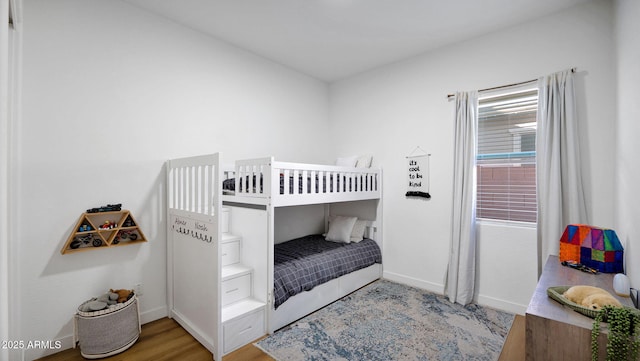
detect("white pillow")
[325,216,358,243]
[328,215,367,243]
[336,156,359,167]
[356,155,373,168]
[350,219,367,243]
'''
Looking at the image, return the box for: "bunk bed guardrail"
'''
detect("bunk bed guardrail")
[233,157,380,203]
[167,154,222,220]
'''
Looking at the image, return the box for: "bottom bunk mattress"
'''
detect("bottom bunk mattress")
[273,234,382,309]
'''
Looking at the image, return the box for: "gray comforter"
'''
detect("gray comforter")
[273,234,382,308]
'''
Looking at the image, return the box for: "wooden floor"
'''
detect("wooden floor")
[37,317,273,361]
[498,314,525,361]
[39,315,525,361]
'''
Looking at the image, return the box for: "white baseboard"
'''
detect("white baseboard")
[475,294,527,315]
[140,305,168,324]
[23,305,168,361]
[383,271,527,315]
[383,271,444,295]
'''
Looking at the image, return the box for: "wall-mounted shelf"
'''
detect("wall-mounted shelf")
[61,210,147,254]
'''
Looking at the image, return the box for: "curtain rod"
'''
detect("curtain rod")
[446,67,576,99]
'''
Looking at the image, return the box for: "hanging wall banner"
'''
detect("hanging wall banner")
[406,149,431,199]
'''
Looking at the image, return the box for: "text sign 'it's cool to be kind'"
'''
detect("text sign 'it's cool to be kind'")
[406,154,430,199]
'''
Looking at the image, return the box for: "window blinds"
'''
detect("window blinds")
[476,88,538,223]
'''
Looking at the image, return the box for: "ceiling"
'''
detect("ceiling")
[123,0,593,82]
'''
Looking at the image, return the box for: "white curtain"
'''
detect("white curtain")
[445,91,478,305]
[536,69,588,275]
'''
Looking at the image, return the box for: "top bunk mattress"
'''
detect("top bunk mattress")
[273,234,382,309]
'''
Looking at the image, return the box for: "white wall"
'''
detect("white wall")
[475,222,538,312]
[329,0,616,314]
[614,0,640,292]
[274,205,326,243]
[1,2,15,360]
[17,0,328,359]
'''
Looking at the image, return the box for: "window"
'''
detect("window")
[476,87,538,223]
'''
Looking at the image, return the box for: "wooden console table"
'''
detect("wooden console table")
[525,255,635,360]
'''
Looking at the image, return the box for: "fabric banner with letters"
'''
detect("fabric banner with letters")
[406,154,430,198]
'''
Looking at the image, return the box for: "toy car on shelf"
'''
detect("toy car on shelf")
[78,224,93,232]
[86,203,122,213]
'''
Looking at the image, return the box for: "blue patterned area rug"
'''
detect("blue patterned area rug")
[255,280,514,360]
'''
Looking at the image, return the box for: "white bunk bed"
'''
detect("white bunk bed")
[221,156,382,331]
[167,154,382,359]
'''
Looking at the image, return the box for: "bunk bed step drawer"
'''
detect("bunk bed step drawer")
[222,274,251,306]
[221,239,240,266]
[223,307,265,354]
